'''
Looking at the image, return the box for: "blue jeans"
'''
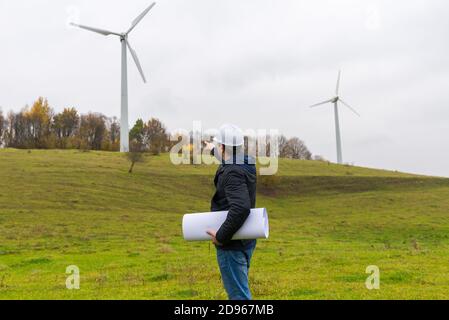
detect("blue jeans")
[216,245,256,300]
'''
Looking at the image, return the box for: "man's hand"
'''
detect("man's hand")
[206,229,222,246]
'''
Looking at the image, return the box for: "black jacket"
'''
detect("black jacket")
[211,155,257,250]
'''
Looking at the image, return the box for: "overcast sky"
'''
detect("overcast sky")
[0,0,448,177]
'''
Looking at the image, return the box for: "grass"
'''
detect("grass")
[0,148,449,299]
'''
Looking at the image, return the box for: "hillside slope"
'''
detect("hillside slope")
[1,149,449,299]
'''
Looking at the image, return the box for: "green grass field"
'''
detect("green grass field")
[1,149,449,300]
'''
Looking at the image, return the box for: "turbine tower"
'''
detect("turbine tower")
[310,71,360,164]
[71,3,156,152]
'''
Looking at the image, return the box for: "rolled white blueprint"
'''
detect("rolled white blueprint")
[182,208,269,241]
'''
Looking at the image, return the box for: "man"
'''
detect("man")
[205,124,257,301]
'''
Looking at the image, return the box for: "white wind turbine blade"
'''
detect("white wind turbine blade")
[126,40,147,83]
[336,70,341,95]
[70,23,121,36]
[127,2,156,35]
[310,98,334,108]
[339,98,361,117]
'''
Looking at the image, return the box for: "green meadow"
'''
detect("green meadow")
[1,149,449,299]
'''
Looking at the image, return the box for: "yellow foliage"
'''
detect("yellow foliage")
[24,97,52,127]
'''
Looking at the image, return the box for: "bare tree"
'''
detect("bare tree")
[278,135,289,158]
[5,110,29,148]
[283,137,312,160]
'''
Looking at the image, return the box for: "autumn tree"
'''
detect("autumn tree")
[79,113,107,150]
[24,97,54,148]
[53,108,80,148]
[1,102,216,156]
[129,118,168,155]
[145,118,168,155]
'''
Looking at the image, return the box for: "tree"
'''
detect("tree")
[5,110,29,148]
[129,119,145,145]
[79,113,107,150]
[283,137,312,160]
[127,141,145,174]
[1,103,173,153]
[129,118,168,155]
[108,117,120,151]
[24,97,53,148]
[53,108,80,148]
[278,135,289,158]
[145,118,168,155]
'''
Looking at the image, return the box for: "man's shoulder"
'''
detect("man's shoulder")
[222,163,257,180]
[222,164,246,175]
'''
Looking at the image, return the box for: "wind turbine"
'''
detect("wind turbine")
[71,3,156,152]
[310,70,360,164]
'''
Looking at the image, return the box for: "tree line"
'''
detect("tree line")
[0,97,169,154]
[0,97,314,160]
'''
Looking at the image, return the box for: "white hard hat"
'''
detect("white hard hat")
[213,124,245,147]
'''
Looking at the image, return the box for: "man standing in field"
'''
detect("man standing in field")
[205,124,257,300]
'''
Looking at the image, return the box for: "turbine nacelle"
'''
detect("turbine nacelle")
[309,71,360,117]
[70,2,156,84]
[309,70,361,164]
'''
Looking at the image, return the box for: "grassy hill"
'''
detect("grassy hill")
[1,149,449,299]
